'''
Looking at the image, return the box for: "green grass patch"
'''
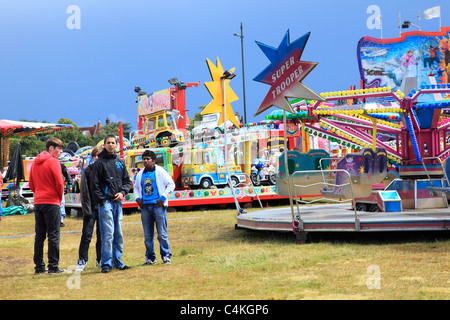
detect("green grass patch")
[0,206,449,300]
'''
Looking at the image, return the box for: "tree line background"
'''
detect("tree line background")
[8,106,205,160]
[8,118,133,159]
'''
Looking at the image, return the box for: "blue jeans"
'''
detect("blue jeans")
[60,193,66,222]
[141,204,171,261]
[99,200,124,269]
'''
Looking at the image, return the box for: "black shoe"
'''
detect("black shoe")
[101,267,112,273]
[34,268,48,274]
[48,268,66,274]
[60,222,65,227]
[117,265,133,271]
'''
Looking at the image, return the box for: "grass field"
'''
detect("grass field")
[0,205,449,300]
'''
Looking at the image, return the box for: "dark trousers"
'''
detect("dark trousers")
[33,204,61,270]
[78,210,101,264]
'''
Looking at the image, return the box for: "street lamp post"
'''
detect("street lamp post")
[221,70,243,214]
[234,22,247,124]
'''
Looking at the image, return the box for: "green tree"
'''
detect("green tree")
[187,105,206,130]
[9,135,46,158]
[93,122,133,144]
[5,118,132,160]
[53,118,95,148]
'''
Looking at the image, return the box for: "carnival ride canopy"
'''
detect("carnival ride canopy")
[0,119,74,167]
[0,119,73,137]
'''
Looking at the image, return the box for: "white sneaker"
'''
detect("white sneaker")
[143,259,156,266]
[76,259,86,272]
[162,255,171,264]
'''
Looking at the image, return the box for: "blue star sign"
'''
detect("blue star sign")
[253,30,324,116]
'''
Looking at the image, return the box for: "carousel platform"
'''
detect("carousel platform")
[235,203,450,233]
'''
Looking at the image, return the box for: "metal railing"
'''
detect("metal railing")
[228,172,264,215]
[227,172,264,213]
[318,157,340,184]
[421,157,450,187]
[290,169,360,231]
[419,157,450,208]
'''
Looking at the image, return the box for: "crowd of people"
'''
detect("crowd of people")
[28,135,175,274]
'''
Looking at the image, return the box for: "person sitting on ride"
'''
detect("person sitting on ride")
[252,158,266,180]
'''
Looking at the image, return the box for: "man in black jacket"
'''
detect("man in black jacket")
[91,135,132,273]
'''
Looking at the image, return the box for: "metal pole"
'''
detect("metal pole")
[418,9,421,31]
[222,76,242,214]
[283,111,296,227]
[223,78,230,178]
[240,23,247,124]
[371,118,377,152]
[380,14,383,39]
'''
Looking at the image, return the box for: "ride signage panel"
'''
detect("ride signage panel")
[137,88,171,116]
[253,30,323,116]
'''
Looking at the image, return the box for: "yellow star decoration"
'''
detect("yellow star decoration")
[202,57,240,128]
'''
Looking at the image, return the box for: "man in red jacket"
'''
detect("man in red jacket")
[29,137,65,274]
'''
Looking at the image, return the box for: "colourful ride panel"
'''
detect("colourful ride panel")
[276,149,330,197]
[320,148,388,199]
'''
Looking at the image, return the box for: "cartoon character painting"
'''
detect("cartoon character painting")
[437,36,450,81]
[344,156,356,175]
[357,27,450,101]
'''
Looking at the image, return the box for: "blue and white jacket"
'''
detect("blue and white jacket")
[133,165,175,207]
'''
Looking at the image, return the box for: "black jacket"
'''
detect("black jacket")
[61,163,72,187]
[80,164,96,217]
[90,149,131,206]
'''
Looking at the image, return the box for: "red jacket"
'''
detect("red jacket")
[29,151,64,206]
